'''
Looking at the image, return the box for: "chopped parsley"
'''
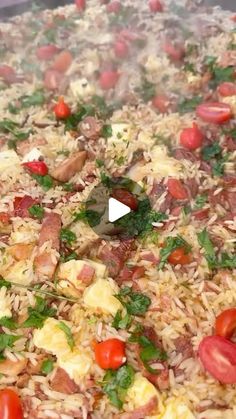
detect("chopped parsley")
[28,204,44,220]
[115,286,151,316]
[202,142,222,161]
[177,96,202,114]
[112,310,132,330]
[204,56,234,87]
[95,159,105,168]
[0,316,18,330]
[32,174,53,191]
[194,194,208,210]
[60,228,77,246]
[22,296,56,329]
[197,228,236,269]
[0,333,21,360]
[0,277,11,289]
[136,77,155,102]
[60,251,78,263]
[73,208,103,227]
[129,333,167,374]
[101,124,113,138]
[20,90,45,108]
[202,143,228,177]
[115,156,125,166]
[101,365,135,410]
[64,104,94,131]
[58,321,75,351]
[0,119,31,149]
[41,359,54,375]
[159,236,191,270]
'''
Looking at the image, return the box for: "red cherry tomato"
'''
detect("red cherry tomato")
[149,0,163,12]
[217,82,236,97]
[114,40,129,59]
[54,97,71,119]
[107,1,121,13]
[0,212,10,224]
[215,308,236,339]
[0,65,16,84]
[36,45,59,61]
[94,338,126,370]
[196,102,232,124]
[23,161,48,176]
[112,188,138,211]
[0,388,23,419]
[163,41,185,61]
[168,247,191,265]
[167,179,188,200]
[152,95,170,113]
[51,50,73,73]
[198,335,236,384]
[180,122,204,150]
[99,70,120,90]
[44,69,63,90]
[75,0,86,11]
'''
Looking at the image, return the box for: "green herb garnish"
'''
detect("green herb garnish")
[0,333,21,360]
[115,286,151,316]
[178,96,202,114]
[0,317,18,330]
[41,359,54,374]
[32,174,53,191]
[60,228,76,246]
[112,310,132,330]
[58,321,75,351]
[28,204,44,220]
[159,236,191,270]
[22,296,56,329]
[101,365,135,409]
[101,124,113,138]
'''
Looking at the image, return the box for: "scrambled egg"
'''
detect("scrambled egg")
[70,78,95,99]
[4,260,33,285]
[0,287,12,319]
[33,318,92,383]
[126,373,163,413]
[155,398,195,419]
[0,150,20,173]
[57,259,107,297]
[83,278,122,315]
[222,96,236,116]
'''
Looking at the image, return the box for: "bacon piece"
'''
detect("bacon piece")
[8,243,34,261]
[174,336,194,360]
[77,264,95,285]
[79,116,102,140]
[14,196,38,218]
[34,212,61,278]
[118,396,158,419]
[99,239,134,277]
[117,266,145,284]
[173,148,197,162]
[51,151,87,182]
[50,367,79,394]
[192,208,209,220]
[0,358,27,376]
[185,178,199,199]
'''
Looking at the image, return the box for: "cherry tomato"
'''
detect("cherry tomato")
[163,41,185,61]
[94,338,126,370]
[198,335,236,384]
[217,82,236,97]
[0,388,23,419]
[0,212,10,224]
[152,95,170,113]
[23,161,48,176]
[215,308,236,339]
[196,102,232,124]
[75,0,86,11]
[180,122,204,150]
[107,1,121,13]
[149,0,163,12]
[99,70,120,90]
[167,179,188,200]
[44,69,63,90]
[112,188,138,210]
[54,97,71,119]
[51,50,73,73]
[168,247,191,265]
[114,40,129,59]
[36,45,59,61]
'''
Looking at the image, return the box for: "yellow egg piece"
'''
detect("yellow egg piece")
[33,318,72,356]
[58,349,92,383]
[83,278,122,315]
[126,373,163,414]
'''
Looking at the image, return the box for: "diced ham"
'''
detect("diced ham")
[77,264,95,285]
[99,239,134,277]
[185,177,199,199]
[224,137,236,151]
[141,252,158,264]
[173,148,198,162]
[8,243,34,261]
[0,358,27,376]
[118,396,158,419]
[34,212,61,278]
[192,208,209,220]
[14,196,38,218]
[137,326,169,390]
[225,191,236,214]
[174,336,194,361]
[50,367,79,394]
[79,117,102,140]
[51,151,87,182]
[117,265,145,283]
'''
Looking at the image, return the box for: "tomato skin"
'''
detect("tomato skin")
[94,338,126,370]
[217,82,236,97]
[167,179,188,200]
[114,40,129,59]
[75,0,86,11]
[51,50,73,73]
[0,388,23,419]
[99,70,120,90]
[149,0,163,12]
[163,41,185,61]
[23,161,48,176]
[107,1,121,13]
[112,188,138,210]
[215,308,236,339]
[196,102,232,124]
[180,123,204,150]
[0,212,10,224]
[198,335,236,384]
[54,97,71,119]
[168,247,191,265]
[36,45,59,61]
[152,95,169,113]
[192,208,209,220]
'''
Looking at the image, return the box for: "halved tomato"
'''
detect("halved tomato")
[0,388,23,419]
[167,179,188,200]
[196,102,232,124]
[217,82,236,97]
[112,188,138,210]
[198,335,236,384]
[215,308,236,339]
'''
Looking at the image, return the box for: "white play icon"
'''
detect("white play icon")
[108,197,131,223]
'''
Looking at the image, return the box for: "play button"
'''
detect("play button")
[108,197,131,222]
